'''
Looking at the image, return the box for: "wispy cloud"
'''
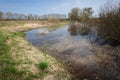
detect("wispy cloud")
[51,2,71,14]
[0,0,107,15]
[50,1,83,14]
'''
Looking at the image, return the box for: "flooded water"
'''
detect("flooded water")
[25,25,120,80]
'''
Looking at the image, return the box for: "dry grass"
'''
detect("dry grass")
[0,21,49,32]
[0,21,73,80]
[11,36,72,80]
[47,17,60,24]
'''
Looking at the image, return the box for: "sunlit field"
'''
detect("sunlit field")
[0,0,120,80]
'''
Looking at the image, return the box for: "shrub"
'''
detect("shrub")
[98,0,120,45]
[38,61,49,70]
[47,17,60,24]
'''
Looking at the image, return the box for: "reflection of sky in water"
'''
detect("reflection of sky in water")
[25,25,119,79]
[25,25,96,58]
[25,26,83,47]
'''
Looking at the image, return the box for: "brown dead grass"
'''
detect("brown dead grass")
[0,21,73,80]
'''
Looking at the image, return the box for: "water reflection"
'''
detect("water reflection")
[25,25,120,80]
[68,24,78,36]
[68,23,92,36]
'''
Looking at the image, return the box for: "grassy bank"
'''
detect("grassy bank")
[0,21,73,80]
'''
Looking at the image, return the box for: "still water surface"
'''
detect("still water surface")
[25,25,120,79]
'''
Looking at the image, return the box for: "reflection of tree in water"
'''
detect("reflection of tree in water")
[68,23,91,36]
[68,23,81,36]
[68,24,77,35]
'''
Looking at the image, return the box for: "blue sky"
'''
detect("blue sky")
[0,0,107,15]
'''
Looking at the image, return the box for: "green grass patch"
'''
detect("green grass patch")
[0,29,10,55]
[38,61,49,71]
[0,29,36,80]
[9,32,25,37]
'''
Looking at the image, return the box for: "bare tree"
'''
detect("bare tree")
[80,8,93,22]
[27,14,33,20]
[0,11,3,20]
[69,7,93,22]
[6,12,12,20]
[34,15,38,20]
[98,0,120,45]
[68,8,80,22]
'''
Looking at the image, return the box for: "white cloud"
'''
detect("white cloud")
[51,2,71,14]
[50,0,107,15]
[51,1,83,13]
[61,2,70,7]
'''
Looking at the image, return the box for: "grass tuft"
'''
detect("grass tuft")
[38,61,49,71]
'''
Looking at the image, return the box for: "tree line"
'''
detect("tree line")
[0,11,66,21]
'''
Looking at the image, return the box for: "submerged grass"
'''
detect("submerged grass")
[78,26,91,35]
